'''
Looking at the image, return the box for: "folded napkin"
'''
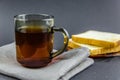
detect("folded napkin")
[0,42,94,80]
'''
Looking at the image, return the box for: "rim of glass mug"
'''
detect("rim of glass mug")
[14,14,54,21]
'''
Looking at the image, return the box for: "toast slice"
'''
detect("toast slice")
[67,47,120,58]
[68,39,120,57]
[72,30,120,48]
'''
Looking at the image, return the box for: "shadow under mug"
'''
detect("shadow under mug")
[14,14,69,68]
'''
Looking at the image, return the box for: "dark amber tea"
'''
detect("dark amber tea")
[15,27,53,67]
[14,14,69,68]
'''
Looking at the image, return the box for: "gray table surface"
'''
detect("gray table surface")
[0,57,120,80]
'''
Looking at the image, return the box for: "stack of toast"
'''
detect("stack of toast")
[68,30,120,58]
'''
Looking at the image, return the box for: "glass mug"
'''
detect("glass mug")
[14,14,69,68]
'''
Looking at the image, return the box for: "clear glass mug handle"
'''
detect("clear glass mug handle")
[51,27,69,58]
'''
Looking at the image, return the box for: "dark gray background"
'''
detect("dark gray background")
[1,0,120,80]
[1,0,120,48]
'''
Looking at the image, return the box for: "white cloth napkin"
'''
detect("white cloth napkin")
[0,42,94,80]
